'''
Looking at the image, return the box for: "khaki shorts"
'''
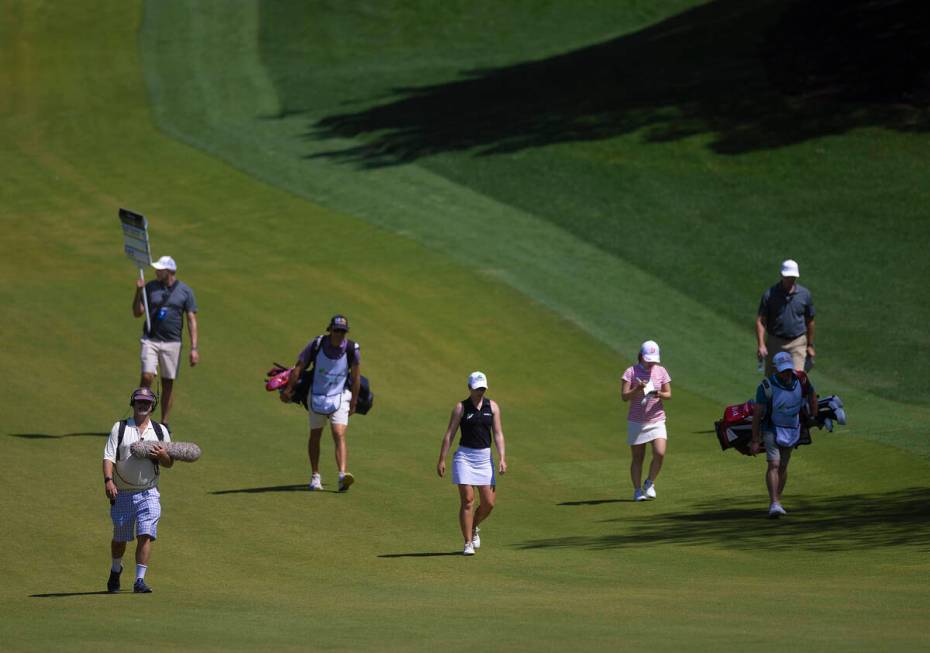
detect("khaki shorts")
[140,339,182,379]
[763,431,793,464]
[308,389,352,430]
[764,333,807,376]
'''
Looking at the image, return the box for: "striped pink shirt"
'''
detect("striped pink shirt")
[622,363,671,424]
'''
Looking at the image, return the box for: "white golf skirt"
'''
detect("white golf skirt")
[627,420,667,446]
[452,446,495,486]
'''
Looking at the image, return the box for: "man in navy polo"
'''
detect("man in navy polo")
[755,259,816,376]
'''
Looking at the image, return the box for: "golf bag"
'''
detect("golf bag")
[714,394,846,456]
[265,363,374,415]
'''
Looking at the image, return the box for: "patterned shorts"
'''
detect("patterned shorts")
[111,487,161,541]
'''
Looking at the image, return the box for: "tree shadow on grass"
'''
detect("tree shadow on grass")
[211,484,338,495]
[378,552,462,558]
[31,591,114,598]
[8,432,109,439]
[520,487,930,552]
[307,0,929,167]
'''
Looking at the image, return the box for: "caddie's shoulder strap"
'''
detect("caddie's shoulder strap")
[761,377,773,401]
[303,335,325,370]
[151,422,166,442]
[116,420,127,462]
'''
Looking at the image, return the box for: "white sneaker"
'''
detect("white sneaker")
[633,489,647,502]
[463,541,475,556]
[309,474,323,491]
[768,502,787,518]
[472,526,481,549]
[643,479,657,499]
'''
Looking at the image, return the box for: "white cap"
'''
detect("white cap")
[640,340,661,363]
[468,371,488,390]
[152,255,177,272]
[773,351,794,372]
[780,259,799,278]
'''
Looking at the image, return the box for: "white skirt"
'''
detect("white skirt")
[452,446,495,486]
[627,420,667,446]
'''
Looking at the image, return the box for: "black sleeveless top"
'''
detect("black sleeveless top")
[458,398,494,449]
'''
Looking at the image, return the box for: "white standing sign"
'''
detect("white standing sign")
[119,208,153,334]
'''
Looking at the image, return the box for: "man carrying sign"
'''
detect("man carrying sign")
[132,255,199,429]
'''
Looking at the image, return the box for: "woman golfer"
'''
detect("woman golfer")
[621,340,672,501]
[437,371,507,556]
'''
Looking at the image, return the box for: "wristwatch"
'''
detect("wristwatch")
[104,476,113,483]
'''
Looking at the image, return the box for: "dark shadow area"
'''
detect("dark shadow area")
[211,484,338,495]
[558,499,630,506]
[31,591,114,598]
[8,432,109,439]
[378,552,463,558]
[309,0,929,166]
[520,487,930,552]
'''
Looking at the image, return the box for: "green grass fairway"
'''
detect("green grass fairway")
[2,2,929,651]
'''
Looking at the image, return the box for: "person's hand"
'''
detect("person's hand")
[349,402,357,416]
[189,349,200,367]
[280,387,293,403]
[136,277,145,290]
[437,460,445,478]
[105,480,118,500]
[149,443,169,463]
[499,459,507,475]
[806,345,816,358]
[757,344,768,360]
[749,439,761,456]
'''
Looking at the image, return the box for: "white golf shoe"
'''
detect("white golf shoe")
[643,479,657,499]
[463,541,475,556]
[472,526,481,549]
[768,502,787,518]
[309,473,323,491]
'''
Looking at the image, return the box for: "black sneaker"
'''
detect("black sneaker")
[133,578,152,593]
[107,567,122,593]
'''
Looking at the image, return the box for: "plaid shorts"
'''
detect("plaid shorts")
[110,487,161,541]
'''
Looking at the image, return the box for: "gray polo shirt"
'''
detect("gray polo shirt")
[757,282,815,339]
[142,280,197,342]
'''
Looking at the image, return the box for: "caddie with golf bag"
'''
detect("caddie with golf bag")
[280,315,362,492]
[749,352,817,519]
[102,387,173,593]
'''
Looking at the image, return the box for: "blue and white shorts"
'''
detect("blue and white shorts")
[111,487,161,541]
[452,446,495,486]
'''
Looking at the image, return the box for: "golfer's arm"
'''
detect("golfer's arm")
[103,459,114,480]
[438,406,462,461]
[656,382,671,400]
[187,312,198,350]
[492,402,505,462]
[806,319,815,348]
[620,380,637,402]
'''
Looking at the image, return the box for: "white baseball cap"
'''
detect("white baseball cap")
[773,351,794,372]
[640,340,661,363]
[152,255,177,272]
[468,371,488,390]
[780,259,800,278]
